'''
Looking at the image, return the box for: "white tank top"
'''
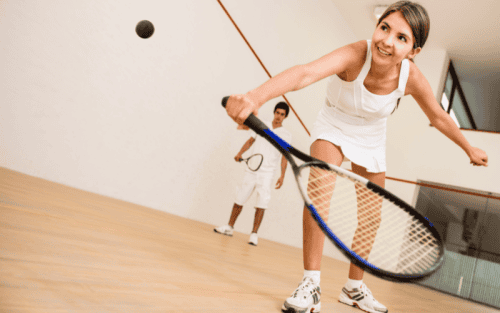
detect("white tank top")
[311,40,410,173]
[324,40,409,125]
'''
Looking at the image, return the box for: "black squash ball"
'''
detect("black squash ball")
[136,20,154,39]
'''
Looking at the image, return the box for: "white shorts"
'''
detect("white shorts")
[235,171,274,209]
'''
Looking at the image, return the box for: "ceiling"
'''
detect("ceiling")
[330,0,500,132]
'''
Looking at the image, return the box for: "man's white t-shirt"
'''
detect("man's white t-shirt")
[249,120,292,174]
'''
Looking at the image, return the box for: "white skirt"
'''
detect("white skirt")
[311,106,387,173]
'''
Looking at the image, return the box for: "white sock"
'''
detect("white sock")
[303,270,320,285]
[346,278,363,289]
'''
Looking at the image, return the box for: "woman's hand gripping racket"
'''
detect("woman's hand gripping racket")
[239,154,263,172]
[222,96,444,282]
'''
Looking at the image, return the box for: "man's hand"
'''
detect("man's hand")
[275,176,284,189]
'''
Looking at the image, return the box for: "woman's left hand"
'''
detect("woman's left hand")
[468,147,488,167]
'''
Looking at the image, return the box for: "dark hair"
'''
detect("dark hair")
[274,101,290,117]
[377,1,430,50]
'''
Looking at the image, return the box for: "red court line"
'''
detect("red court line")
[386,176,500,200]
[217,0,310,136]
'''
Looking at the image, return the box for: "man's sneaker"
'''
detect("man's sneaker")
[282,277,321,313]
[248,233,258,246]
[339,283,388,313]
[214,225,233,236]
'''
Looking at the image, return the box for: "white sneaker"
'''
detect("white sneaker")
[282,277,321,313]
[248,233,258,246]
[214,225,233,236]
[339,283,388,313]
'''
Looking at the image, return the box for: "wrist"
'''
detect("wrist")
[246,90,265,109]
[463,145,474,157]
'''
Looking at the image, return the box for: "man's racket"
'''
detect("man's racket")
[222,96,444,282]
[240,154,263,172]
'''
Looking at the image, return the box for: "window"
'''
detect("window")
[440,61,476,130]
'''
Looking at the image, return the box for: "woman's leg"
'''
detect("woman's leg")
[303,139,344,270]
[340,163,388,313]
[348,163,385,280]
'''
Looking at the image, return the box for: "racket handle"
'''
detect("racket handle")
[238,158,243,162]
[221,96,269,138]
[221,96,229,107]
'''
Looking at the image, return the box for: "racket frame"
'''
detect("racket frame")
[222,97,444,282]
[240,153,264,172]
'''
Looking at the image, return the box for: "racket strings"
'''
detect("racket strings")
[305,166,440,275]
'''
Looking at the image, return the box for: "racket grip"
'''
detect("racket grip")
[221,96,229,107]
[221,96,269,136]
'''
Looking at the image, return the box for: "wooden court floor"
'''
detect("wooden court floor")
[0,167,497,313]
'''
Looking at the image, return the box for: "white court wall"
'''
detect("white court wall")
[0,0,270,219]
[2,0,497,265]
[193,1,356,261]
[0,0,354,262]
